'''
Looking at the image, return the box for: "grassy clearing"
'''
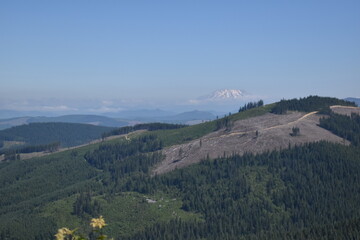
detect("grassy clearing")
[41,191,202,238]
[1,140,25,149]
[229,103,275,122]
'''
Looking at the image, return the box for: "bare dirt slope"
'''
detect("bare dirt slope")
[153,106,358,175]
[330,105,360,116]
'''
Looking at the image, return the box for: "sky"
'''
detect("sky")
[1,0,360,114]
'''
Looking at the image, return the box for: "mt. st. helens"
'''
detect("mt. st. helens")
[207,89,246,100]
[198,89,247,101]
[188,89,261,112]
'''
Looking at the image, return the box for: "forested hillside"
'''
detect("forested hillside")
[320,112,360,146]
[0,97,360,240]
[0,122,113,148]
[128,142,360,240]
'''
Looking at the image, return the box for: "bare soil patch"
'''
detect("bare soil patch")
[330,105,360,116]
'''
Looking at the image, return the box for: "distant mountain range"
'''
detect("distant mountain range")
[0,89,257,123]
[104,109,175,119]
[345,97,360,106]
[0,115,128,130]
[0,111,216,130]
[150,110,216,124]
[28,115,129,127]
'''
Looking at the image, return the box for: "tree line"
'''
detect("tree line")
[0,142,60,155]
[0,142,60,161]
[271,95,356,114]
[238,100,264,113]
[319,112,360,146]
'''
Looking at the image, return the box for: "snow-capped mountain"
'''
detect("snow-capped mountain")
[187,89,261,112]
[195,89,248,102]
[207,89,246,100]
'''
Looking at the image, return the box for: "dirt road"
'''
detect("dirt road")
[221,111,319,138]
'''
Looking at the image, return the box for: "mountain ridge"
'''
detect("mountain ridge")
[344,97,360,106]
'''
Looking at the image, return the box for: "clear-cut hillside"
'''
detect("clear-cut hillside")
[153,106,359,175]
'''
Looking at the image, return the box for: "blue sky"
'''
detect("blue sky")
[1,0,359,112]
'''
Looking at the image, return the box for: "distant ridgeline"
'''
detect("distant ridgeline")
[102,122,187,138]
[0,142,60,160]
[0,122,114,149]
[271,95,356,114]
